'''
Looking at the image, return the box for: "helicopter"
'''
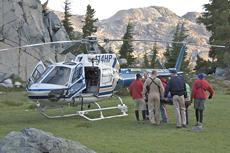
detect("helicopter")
[0,36,226,121]
[21,36,129,121]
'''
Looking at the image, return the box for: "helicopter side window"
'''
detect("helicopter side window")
[32,65,45,82]
[72,66,83,83]
[35,66,53,83]
[42,66,71,86]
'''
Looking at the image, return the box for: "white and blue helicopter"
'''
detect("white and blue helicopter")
[23,36,129,121]
[0,37,226,121]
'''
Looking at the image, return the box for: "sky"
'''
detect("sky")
[40,0,210,20]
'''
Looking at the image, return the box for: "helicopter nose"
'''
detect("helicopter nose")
[27,83,67,100]
[48,89,65,101]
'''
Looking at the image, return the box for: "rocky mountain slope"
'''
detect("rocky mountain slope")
[58,6,210,65]
[0,0,69,79]
[0,2,211,79]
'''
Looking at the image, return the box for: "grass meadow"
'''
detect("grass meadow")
[0,84,230,153]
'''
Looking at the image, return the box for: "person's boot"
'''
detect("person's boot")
[199,110,203,128]
[199,110,203,123]
[145,105,149,120]
[142,110,146,120]
[135,110,139,121]
[185,108,189,125]
[195,109,199,123]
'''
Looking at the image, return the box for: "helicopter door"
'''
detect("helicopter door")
[99,68,113,96]
[28,61,46,86]
[68,63,86,98]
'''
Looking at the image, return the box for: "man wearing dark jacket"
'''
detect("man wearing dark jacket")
[164,69,187,128]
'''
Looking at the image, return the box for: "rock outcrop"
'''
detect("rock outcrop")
[182,12,201,22]
[0,0,69,80]
[0,3,212,77]
[0,128,96,153]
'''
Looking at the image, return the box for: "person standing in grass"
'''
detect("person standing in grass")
[164,69,187,128]
[159,76,169,123]
[185,83,192,125]
[143,70,164,125]
[142,71,150,119]
[191,73,214,127]
[129,73,146,121]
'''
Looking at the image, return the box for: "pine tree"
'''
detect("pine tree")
[195,54,209,73]
[194,54,218,74]
[82,5,98,38]
[143,51,149,68]
[119,22,135,67]
[150,42,158,68]
[164,24,180,68]
[62,0,74,39]
[198,0,230,67]
[164,43,171,66]
[164,23,189,72]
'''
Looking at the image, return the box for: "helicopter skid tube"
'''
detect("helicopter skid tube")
[78,102,128,121]
[36,95,128,121]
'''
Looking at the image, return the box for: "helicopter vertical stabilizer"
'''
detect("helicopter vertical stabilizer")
[174,45,186,72]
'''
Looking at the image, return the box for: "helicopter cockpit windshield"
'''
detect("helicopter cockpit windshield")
[42,66,71,86]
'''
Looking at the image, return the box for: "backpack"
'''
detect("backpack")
[145,78,161,99]
[149,77,161,94]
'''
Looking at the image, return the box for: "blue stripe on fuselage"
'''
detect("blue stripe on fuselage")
[112,58,117,68]
[27,88,53,91]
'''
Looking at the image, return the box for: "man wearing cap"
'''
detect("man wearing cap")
[191,73,214,127]
[164,69,187,128]
[143,70,164,125]
[129,73,146,121]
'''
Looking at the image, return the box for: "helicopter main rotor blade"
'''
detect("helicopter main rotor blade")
[0,40,83,52]
[105,39,226,48]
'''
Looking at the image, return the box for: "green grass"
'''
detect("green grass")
[0,90,230,153]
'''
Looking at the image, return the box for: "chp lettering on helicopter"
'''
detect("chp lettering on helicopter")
[25,36,127,121]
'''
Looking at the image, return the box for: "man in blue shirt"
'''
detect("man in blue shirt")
[164,69,187,128]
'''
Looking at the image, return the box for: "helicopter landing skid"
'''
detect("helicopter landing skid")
[35,96,128,121]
